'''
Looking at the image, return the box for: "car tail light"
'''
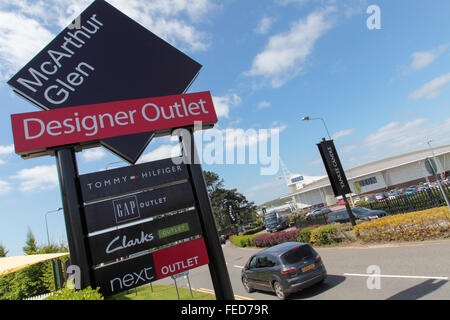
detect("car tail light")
[281,267,296,274]
[315,256,321,262]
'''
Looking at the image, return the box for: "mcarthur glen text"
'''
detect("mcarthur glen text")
[13,14,103,105]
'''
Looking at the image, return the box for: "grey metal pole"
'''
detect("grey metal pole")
[427,141,450,208]
[45,208,62,246]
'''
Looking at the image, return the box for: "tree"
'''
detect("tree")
[203,170,257,231]
[23,228,38,255]
[0,244,8,257]
[0,230,69,300]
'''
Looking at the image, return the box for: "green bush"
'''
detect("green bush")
[45,286,104,300]
[310,224,339,246]
[230,234,264,247]
[241,225,265,236]
[296,226,316,244]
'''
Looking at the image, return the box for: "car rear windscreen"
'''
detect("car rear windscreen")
[281,245,315,264]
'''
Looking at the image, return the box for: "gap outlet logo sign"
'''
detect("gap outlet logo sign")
[84,182,195,233]
[7,0,202,164]
[11,91,217,158]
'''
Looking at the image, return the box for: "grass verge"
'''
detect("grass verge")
[108,284,216,300]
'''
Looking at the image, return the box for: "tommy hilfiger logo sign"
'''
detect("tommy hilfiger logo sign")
[79,157,189,202]
[85,165,183,191]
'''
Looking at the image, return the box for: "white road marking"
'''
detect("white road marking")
[234,265,244,269]
[344,273,448,280]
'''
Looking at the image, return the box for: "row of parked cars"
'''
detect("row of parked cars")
[354,181,448,203]
[305,206,387,222]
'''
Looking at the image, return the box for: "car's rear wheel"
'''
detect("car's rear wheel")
[273,281,287,300]
[242,277,254,293]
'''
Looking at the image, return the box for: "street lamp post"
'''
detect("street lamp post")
[301,116,332,140]
[426,140,450,209]
[45,208,63,246]
[303,116,357,226]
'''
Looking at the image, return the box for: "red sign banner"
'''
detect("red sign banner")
[152,237,209,279]
[11,91,217,156]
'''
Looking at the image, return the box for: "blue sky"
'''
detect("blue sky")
[1,0,450,256]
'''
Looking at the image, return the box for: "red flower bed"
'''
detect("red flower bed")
[253,226,320,247]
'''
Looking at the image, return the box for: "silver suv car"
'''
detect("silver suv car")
[241,242,327,299]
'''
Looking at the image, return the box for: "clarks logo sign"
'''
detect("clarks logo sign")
[106,231,154,254]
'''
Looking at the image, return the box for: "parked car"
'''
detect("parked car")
[241,242,327,300]
[404,188,416,195]
[327,206,387,224]
[306,208,331,217]
[387,190,402,200]
[364,195,376,202]
[375,193,386,200]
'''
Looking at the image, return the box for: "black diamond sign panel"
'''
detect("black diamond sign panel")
[7,0,201,163]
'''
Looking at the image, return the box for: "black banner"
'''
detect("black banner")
[93,251,156,297]
[88,209,202,265]
[7,0,201,163]
[84,181,195,233]
[79,157,188,202]
[317,139,351,196]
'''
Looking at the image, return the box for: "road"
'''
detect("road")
[154,239,450,300]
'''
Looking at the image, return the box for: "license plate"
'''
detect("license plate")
[302,264,315,272]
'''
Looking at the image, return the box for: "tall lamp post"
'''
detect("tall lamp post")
[45,208,63,246]
[426,140,450,209]
[301,116,332,140]
[302,116,357,225]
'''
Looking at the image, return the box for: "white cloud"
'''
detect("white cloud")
[0,144,14,155]
[0,180,12,195]
[343,117,450,166]
[364,119,428,148]
[222,124,287,150]
[408,73,450,100]
[332,128,355,140]
[212,94,242,119]
[80,148,107,163]
[138,144,181,163]
[410,45,447,71]
[257,101,272,110]
[0,0,214,78]
[246,7,336,88]
[11,165,59,192]
[0,11,54,79]
[254,16,275,35]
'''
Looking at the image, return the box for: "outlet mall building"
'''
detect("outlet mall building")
[281,144,450,210]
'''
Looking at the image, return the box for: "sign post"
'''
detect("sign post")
[55,148,94,289]
[317,138,356,226]
[8,0,234,300]
[425,157,450,209]
[176,127,235,300]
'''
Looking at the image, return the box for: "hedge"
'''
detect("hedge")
[45,286,103,300]
[310,224,339,245]
[296,226,318,244]
[253,229,298,247]
[229,234,264,247]
[353,206,450,242]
